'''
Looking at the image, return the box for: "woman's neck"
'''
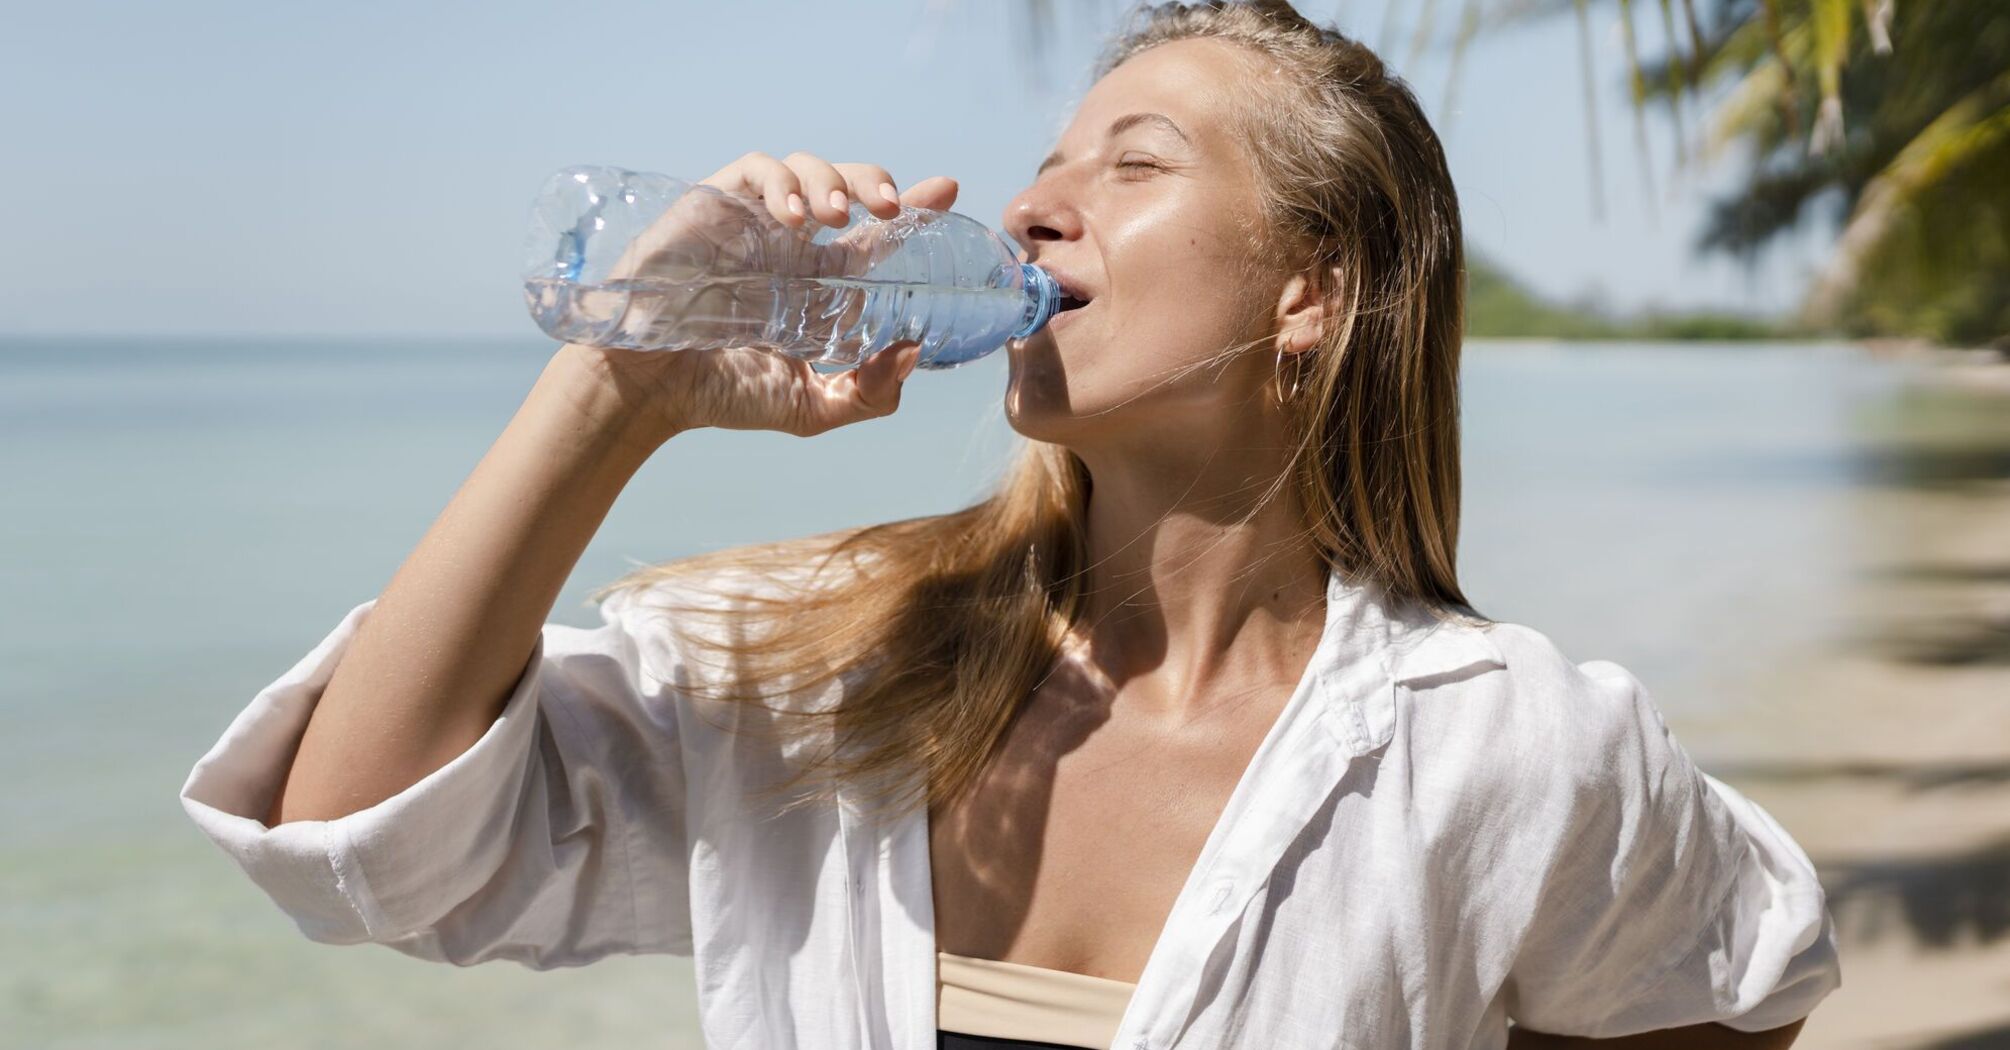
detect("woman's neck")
[1068,454,1329,721]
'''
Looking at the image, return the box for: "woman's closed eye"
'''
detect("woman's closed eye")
[1116,156,1166,176]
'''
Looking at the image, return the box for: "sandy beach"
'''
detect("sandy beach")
[1701,350,2010,1049]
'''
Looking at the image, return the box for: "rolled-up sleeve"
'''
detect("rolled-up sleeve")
[1504,659,1842,1038]
[177,588,693,969]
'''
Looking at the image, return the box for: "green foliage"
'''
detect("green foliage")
[1463,247,1804,340]
[1498,0,2009,347]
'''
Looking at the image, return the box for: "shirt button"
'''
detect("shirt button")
[1131,1038,1151,1050]
[1207,878,1236,914]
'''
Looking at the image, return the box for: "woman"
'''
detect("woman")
[180,2,1841,1047]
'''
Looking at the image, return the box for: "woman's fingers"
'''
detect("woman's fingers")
[834,162,903,220]
[698,152,952,232]
[783,151,855,227]
[791,340,916,433]
[899,175,960,212]
[756,158,814,228]
[697,151,802,229]
[839,339,921,421]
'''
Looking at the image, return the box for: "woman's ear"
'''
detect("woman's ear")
[1272,267,1332,355]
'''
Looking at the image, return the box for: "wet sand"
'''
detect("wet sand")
[1700,349,2010,1049]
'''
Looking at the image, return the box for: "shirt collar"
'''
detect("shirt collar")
[1312,566,1507,757]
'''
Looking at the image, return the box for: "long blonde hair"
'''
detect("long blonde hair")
[592,0,1485,826]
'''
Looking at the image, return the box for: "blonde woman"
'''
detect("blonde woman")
[181,2,1840,1047]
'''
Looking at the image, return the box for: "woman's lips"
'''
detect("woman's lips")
[1048,299,1093,329]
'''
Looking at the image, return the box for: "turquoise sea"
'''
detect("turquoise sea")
[0,335,1941,1047]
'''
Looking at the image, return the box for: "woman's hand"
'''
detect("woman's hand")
[564,151,960,443]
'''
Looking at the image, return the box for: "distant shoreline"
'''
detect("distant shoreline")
[7,332,2007,384]
[1469,333,2010,360]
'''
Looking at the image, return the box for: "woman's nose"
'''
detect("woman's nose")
[1003,183,1081,255]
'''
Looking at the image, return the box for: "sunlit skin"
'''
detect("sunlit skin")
[1002,43,1297,459]
[1000,36,1337,715]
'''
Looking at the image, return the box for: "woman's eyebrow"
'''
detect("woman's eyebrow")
[1037,112,1192,175]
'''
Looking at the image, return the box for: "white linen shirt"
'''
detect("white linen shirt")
[180,565,1842,1049]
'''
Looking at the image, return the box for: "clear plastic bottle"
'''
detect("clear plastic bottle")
[522,164,1061,371]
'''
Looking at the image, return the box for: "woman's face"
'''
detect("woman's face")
[1002,37,1295,451]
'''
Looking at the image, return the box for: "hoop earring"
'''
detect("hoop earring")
[1273,345,1303,404]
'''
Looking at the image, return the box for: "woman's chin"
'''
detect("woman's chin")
[1004,321,1130,440]
[1003,373,1078,441]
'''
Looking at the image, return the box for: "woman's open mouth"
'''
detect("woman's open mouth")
[1036,267,1097,331]
[1049,296,1092,328]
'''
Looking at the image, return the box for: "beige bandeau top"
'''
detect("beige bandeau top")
[936,949,1139,1048]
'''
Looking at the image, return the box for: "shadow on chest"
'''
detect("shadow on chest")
[928,668,1292,982]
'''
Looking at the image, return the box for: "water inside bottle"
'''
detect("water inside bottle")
[525,269,1030,370]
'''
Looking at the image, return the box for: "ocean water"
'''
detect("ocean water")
[0,334,1919,1046]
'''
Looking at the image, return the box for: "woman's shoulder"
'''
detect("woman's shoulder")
[1485,619,1672,745]
[1399,613,1682,793]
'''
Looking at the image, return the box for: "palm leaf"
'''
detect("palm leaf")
[1657,0,1690,170]
[1862,0,1895,54]
[1757,0,1804,141]
[1803,64,2010,324]
[1574,0,1609,221]
[1678,0,1709,81]
[1701,51,1792,166]
[1809,0,1855,155]
[1439,0,1486,134]
[1616,0,1661,218]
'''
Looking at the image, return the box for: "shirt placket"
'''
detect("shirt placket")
[1108,651,1397,1050]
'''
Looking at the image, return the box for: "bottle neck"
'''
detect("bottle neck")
[1014,263,1060,339]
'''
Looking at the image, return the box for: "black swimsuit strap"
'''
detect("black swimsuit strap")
[937,1029,1099,1050]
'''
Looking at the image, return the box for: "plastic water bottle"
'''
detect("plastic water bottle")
[522,164,1063,371]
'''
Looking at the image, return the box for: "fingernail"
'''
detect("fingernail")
[899,344,920,379]
[878,182,900,204]
[828,188,848,214]
[786,192,804,217]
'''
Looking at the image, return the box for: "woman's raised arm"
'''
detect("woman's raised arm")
[262,345,676,826]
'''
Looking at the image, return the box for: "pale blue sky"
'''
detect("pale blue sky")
[0,0,1837,338]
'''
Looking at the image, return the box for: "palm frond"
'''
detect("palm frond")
[1678,0,1709,80]
[1862,0,1895,54]
[1439,0,1486,134]
[1803,65,2010,323]
[1757,0,1805,141]
[1809,0,1855,155]
[1700,53,1791,166]
[1616,0,1662,218]
[1574,0,1610,221]
[1657,0,1690,169]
